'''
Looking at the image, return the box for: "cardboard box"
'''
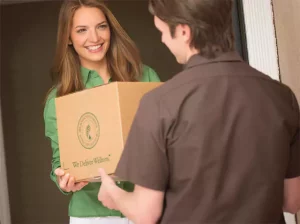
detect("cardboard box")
[55,82,162,182]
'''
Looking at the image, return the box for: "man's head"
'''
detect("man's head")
[149,0,235,64]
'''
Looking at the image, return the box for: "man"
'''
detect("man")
[98,0,300,223]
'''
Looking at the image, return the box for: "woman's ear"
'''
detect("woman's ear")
[68,39,72,45]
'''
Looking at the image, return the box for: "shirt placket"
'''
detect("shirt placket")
[90,72,104,86]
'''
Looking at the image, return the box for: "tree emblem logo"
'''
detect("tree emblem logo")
[77,112,100,149]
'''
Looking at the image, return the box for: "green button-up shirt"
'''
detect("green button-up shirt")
[44,65,161,217]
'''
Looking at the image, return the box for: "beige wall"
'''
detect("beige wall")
[273,0,300,103]
[272,0,300,222]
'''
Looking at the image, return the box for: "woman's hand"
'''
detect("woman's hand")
[55,168,88,192]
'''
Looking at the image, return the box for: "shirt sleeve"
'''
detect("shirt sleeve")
[115,93,169,191]
[44,93,72,195]
[141,65,161,82]
[286,91,300,179]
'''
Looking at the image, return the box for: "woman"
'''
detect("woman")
[43,0,160,223]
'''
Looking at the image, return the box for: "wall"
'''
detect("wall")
[272,0,300,103]
[1,3,68,224]
[272,0,300,221]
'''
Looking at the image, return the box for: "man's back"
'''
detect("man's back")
[151,52,299,223]
[98,0,300,222]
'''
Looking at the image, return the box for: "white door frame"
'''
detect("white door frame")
[241,0,280,80]
[0,102,11,224]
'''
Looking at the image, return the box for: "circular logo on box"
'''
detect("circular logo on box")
[77,112,100,149]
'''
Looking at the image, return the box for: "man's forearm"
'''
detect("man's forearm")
[109,185,159,224]
[109,185,144,223]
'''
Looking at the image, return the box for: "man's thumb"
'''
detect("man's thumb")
[98,168,107,179]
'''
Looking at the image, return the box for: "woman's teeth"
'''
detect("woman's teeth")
[87,44,102,50]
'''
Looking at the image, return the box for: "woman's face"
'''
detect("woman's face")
[70,6,111,68]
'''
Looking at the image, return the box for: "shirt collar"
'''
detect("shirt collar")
[81,66,91,85]
[184,51,243,70]
[80,66,112,85]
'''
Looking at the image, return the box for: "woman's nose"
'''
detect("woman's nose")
[89,30,101,43]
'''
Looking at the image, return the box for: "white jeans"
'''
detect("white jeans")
[70,217,134,224]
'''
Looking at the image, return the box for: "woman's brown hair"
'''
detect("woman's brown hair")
[48,0,142,98]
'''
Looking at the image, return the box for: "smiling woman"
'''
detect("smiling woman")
[43,0,160,224]
[70,7,112,82]
[49,0,149,98]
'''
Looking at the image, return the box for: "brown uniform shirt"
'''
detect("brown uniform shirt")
[116,52,300,224]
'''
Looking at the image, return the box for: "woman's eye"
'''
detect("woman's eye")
[98,24,108,29]
[77,29,86,33]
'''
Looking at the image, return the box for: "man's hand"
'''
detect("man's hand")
[98,169,164,223]
[283,177,300,214]
[55,168,88,192]
[98,168,118,210]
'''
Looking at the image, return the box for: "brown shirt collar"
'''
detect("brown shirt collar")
[185,51,243,70]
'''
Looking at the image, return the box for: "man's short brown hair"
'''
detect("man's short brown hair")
[149,0,235,58]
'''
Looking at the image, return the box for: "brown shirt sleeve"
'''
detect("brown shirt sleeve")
[286,91,300,179]
[115,93,170,191]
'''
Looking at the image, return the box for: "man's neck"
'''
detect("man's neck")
[185,48,200,64]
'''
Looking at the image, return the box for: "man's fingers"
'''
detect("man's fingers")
[99,168,113,183]
[104,201,115,210]
[101,195,117,210]
[98,193,102,201]
[98,168,107,180]
[55,168,65,177]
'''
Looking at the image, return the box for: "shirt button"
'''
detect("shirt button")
[117,181,121,185]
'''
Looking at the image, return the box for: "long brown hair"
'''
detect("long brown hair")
[48,0,142,98]
[149,0,235,59]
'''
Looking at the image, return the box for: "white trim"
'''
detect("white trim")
[242,0,280,81]
[0,101,11,224]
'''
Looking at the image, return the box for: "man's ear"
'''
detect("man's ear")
[179,24,192,43]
